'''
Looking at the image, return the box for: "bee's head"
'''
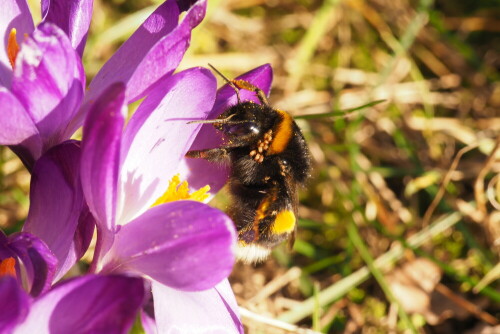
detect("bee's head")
[214,101,274,140]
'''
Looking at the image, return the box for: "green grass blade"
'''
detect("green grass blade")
[294,100,387,120]
[347,221,418,333]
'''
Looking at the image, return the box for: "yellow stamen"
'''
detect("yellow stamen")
[7,28,20,69]
[0,257,17,278]
[152,174,211,206]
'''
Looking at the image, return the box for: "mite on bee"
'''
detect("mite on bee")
[186,65,311,263]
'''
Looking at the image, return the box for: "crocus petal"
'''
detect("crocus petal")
[118,67,216,223]
[101,201,235,291]
[2,84,42,169]
[0,86,40,146]
[86,0,206,105]
[81,83,126,234]
[11,22,85,154]
[183,64,274,192]
[124,0,206,103]
[41,0,94,56]
[24,141,90,281]
[84,0,179,105]
[152,279,243,334]
[0,231,58,297]
[73,205,96,264]
[0,0,34,87]
[15,275,144,334]
[0,276,30,332]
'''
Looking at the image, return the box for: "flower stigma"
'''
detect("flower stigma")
[151,174,210,206]
[0,257,17,278]
[7,28,20,69]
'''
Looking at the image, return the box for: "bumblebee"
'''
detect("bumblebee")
[186,65,311,263]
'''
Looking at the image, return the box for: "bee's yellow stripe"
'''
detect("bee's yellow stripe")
[271,210,296,234]
[268,109,293,154]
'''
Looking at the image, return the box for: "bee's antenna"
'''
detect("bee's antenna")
[187,119,222,125]
[187,113,240,125]
[208,64,241,104]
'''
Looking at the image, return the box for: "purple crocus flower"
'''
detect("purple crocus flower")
[0,0,92,85]
[79,70,242,332]
[0,21,86,169]
[0,0,206,169]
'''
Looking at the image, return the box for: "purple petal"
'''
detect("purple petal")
[118,67,216,223]
[184,64,274,192]
[81,83,126,234]
[15,275,144,334]
[73,204,96,263]
[86,0,206,105]
[84,0,179,105]
[123,0,207,103]
[11,22,85,152]
[24,141,90,281]
[41,0,94,56]
[0,86,40,147]
[79,84,122,273]
[0,0,34,87]
[1,231,58,297]
[0,276,30,332]
[101,201,236,291]
[152,279,243,333]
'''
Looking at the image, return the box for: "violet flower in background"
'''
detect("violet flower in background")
[0,0,92,86]
[0,22,85,169]
[0,0,92,168]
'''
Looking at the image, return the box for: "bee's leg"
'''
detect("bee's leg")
[185,147,232,162]
[232,80,269,106]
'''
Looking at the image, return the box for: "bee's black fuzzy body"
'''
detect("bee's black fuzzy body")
[186,76,311,263]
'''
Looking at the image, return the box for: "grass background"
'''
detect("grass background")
[2,0,499,333]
